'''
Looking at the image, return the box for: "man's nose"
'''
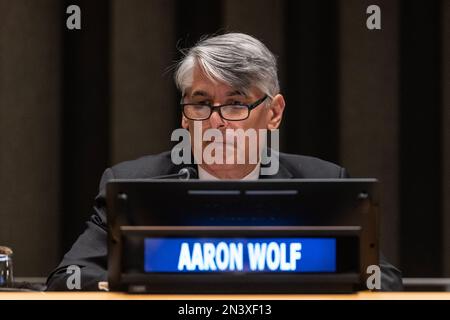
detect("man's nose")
[208,107,227,129]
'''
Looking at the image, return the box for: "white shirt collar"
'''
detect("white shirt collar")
[198,164,261,180]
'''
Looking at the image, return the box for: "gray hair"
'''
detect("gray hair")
[174,33,280,98]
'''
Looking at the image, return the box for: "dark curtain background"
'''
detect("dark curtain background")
[0,0,448,279]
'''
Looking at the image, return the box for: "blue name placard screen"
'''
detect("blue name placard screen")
[144,238,336,273]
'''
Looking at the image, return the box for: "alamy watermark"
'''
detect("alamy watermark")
[366,5,381,30]
[66,5,81,30]
[66,265,81,290]
[170,122,280,176]
[366,264,381,290]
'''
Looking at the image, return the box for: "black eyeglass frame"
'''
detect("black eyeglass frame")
[180,95,269,121]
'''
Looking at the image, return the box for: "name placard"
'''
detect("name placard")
[144,238,336,273]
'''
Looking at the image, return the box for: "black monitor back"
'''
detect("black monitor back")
[106,179,379,293]
[106,179,378,227]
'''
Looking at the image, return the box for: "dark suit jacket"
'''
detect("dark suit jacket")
[46,151,403,291]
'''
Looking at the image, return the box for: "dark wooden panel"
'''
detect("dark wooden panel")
[284,0,339,163]
[0,0,62,276]
[338,0,400,266]
[443,0,450,277]
[111,0,177,163]
[399,0,443,276]
[61,0,110,253]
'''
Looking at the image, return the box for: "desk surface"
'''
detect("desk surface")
[1,292,450,300]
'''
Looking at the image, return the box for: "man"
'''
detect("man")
[46,33,402,291]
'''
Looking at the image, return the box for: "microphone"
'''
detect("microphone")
[151,167,197,180]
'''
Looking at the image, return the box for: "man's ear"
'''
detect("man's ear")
[181,116,189,129]
[267,94,285,130]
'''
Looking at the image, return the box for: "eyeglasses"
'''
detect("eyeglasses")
[181,95,268,121]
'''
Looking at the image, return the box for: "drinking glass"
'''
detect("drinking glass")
[0,246,13,288]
